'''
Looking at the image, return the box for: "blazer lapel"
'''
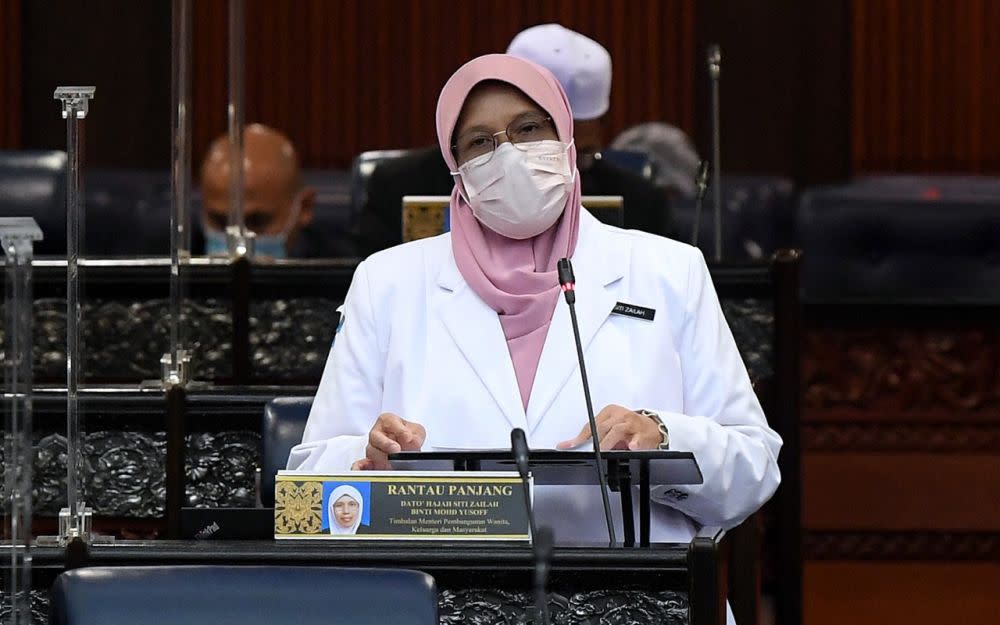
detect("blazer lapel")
[436,254,528,432]
[526,212,627,432]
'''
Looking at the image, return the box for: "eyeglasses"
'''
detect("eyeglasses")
[452,113,558,165]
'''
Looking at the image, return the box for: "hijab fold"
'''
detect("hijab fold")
[436,54,582,409]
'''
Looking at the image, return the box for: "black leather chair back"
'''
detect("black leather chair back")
[261,396,314,506]
[797,183,1000,302]
[50,566,438,625]
[0,150,67,255]
[850,174,1000,197]
[350,149,412,229]
[672,175,795,260]
[86,168,172,255]
[600,149,654,180]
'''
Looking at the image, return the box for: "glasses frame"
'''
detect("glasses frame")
[452,114,557,165]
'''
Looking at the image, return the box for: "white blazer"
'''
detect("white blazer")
[288,210,781,546]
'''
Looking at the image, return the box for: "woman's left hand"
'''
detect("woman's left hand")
[556,404,662,451]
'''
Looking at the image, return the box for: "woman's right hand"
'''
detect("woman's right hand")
[351,413,426,470]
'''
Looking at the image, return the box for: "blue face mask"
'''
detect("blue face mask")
[204,228,229,255]
[253,233,288,259]
[202,195,301,259]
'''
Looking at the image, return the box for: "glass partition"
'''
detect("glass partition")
[164,0,193,388]
[52,87,96,543]
[223,0,253,259]
[1,218,42,625]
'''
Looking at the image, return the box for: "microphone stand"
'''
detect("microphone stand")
[532,526,554,625]
[708,44,723,262]
[557,258,616,547]
[691,160,710,246]
[511,429,551,625]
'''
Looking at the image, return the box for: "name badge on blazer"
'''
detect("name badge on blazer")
[612,302,656,321]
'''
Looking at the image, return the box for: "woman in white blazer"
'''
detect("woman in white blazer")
[288,54,781,550]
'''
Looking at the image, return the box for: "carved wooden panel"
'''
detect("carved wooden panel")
[802,423,1000,453]
[801,318,1000,597]
[803,328,1000,419]
[0,590,47,625]
[804,531,1000,561]
[2,588,690,625]
[0,431,259,518]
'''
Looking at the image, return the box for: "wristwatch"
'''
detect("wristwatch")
[636,409,670,450]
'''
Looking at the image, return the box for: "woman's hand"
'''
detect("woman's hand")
[556,404,662,451]
[351,413,426,470]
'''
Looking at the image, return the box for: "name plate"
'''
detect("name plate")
[274,471,531,541]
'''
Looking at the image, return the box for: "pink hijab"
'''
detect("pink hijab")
[436,54,582,410]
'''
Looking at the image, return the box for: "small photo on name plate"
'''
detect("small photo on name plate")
[324,481,372,535]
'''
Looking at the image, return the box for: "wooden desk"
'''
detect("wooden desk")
[25,531,726,625]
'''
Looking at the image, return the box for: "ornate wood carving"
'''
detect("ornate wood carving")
[0,431,258,518]
[0,590,47,625]
[804,531,1000,561]
[803,423,1000,453]
[803,328,1000,415]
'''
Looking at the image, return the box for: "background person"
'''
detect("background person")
[197,123,320,258]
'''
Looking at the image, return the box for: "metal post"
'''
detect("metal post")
[2,218,42,625]
[707,45,723,262]
[53,87,95,544]
[231,257,252,383]
[225,0,255,258]
[164,385,187,539]
[771,250,803,625]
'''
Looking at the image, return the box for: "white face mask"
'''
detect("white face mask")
[455,140,576,240]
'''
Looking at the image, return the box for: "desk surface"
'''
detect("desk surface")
[30,539,687,568]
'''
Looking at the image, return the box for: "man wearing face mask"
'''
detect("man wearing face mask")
[357,24,672,258]
[197,124,320,259]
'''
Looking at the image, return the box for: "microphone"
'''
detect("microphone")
[556,258,617,546]
[556,259,576,304]
[691,160,710,246]
[510,428,551,625]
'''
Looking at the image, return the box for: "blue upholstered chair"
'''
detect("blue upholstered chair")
[50,565,438,625]
[260,396,314,507]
